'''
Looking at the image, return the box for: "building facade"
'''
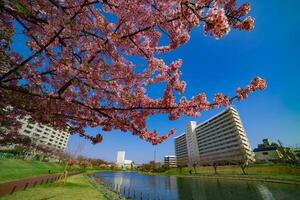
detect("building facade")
[116,151,133,168]
[174,133,189,167]
[164,155,177,168]
[253,139,287,163]
[116,151,125,164]
[174,107,255,167]
[185,121,199,166]
[18,117,70,151]
[253,147,283,162]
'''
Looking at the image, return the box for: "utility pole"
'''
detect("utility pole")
[154,145,156,163]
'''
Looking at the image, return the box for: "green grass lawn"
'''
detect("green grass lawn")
[0,159,80,183]
[0,174,107,200]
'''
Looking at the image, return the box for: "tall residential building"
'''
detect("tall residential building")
[116,151,125,164]
[18,117,70,151]
[174,133,189,167]
[164,155,177,168]
[174,107,255,167]
[185,121,199,165]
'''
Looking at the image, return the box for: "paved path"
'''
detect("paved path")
[0,171,81,197]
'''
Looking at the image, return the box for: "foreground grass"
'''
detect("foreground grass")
[0,174,106,200]
[0,159,113,184]
[0,159,83,183]
[144,164,300,182]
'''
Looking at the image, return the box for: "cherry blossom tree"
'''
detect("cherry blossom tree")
[0,0,266,145]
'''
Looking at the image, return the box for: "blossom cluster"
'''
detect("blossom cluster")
[236,77,267,100]
[0,0,264,145]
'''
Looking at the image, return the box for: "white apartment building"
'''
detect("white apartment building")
[174,133,189,167]
[164,155,177,168]
[116,151,125,164]
[185,121,200,165]
[116,151,133,168]
[18,117,70,151]
[174,107,255,167]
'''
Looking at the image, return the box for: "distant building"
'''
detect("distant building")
[174,107,255,167]
[18,117,70,151]
[116,151,125,164]
[253,139,285,163]
[123,160,134,168]
[253,147,283,162]
[116,151,134,168]
[164,155,177,168]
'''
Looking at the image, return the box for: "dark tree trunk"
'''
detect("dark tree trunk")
[213,164,217,174]
[193,164,197,174]
[240,164,247,175]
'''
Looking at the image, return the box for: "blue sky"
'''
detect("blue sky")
[11,1,300,163]
[67,0,300,163]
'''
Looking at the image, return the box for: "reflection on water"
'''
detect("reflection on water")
[113,172,123,190]
[95,172,300,200]
[256,185,275,200]
[97,171,178,199]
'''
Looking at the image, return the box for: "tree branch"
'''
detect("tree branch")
[0,27,64,82]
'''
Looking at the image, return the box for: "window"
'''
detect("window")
[262,152,269,155]
[24,130,31,134]
[27,125,33,129]
[36,128,42,133]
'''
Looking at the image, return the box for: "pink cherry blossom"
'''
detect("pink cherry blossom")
[0,0,265,145]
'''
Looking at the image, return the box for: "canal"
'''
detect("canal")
[94,171,300,200]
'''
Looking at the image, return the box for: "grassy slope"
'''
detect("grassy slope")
[0,159,80,183]
[0,174,107,200]
[147,164,300,181]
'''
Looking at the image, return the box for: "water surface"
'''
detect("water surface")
[95,171,300,200]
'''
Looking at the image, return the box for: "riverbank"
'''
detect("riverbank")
[86,174,126,200]
[0,174,106,200]
[140,164,300,185]
[176,174,300,185]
